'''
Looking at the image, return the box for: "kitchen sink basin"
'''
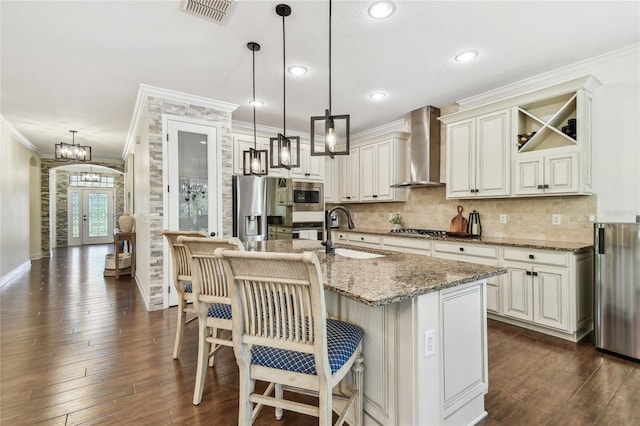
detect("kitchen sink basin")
[333,248,384,259]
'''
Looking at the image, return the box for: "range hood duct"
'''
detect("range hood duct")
[391,106,442,188]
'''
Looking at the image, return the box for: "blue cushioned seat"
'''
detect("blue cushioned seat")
[207,303,232,320]
[184,282,192,293]
[251,318,364,375]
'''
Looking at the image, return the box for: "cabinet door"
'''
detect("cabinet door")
[306,154,324,181]
[374,140,394,200]
[324,157,337,203]
[359,144,376,201]
[476,109,510,197]
[514,156,544,195]
[446,119,476,198]
[232,134,255,175]
[545,152,578,194]
[289,144,308,179]
[533,266,569,331]
[340,148,360,202]
[503,265,534,321]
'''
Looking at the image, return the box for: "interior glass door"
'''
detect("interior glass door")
[165,118,220,306]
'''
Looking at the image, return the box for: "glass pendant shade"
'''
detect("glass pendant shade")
[310,109,350,157]
[242,41,268,176]
[55,130,92,161]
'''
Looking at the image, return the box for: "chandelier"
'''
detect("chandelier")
[55,130,92,161]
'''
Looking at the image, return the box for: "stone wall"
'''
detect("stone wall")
[40,158,124,253]
[144,97,233,310]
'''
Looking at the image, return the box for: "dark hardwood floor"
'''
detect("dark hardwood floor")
[1,244,638,425]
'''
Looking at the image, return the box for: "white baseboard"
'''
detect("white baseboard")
[0,260,31,288]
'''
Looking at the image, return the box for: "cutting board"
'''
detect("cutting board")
[449,205,469,233]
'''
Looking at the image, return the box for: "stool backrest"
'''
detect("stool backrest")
[161,230,208,282]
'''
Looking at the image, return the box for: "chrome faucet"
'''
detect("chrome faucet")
[323,206,356,254]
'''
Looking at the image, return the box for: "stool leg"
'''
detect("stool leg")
[173,297,186,359]
[353,353,365,426]
[275,384,283,420]
[193,314,208,405]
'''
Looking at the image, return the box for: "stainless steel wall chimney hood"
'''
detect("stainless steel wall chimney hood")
[391,106,442,187]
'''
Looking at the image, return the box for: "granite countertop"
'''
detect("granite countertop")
[243,239,506,307]
[339,228,593,253]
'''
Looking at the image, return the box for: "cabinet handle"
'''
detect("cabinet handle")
[526,270,532,276]
[528,254,534,259]
[346,196,351,200]
[543,184,549,189]
[475,189,479,193]
[532,271,538,277]
[537,185,544,189]
[373,194,378,198]
[459,247,464,252]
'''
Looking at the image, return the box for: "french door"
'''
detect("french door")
[68,188,115,246]
[164,116,221,306]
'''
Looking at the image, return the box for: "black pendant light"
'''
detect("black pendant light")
[270,3,300,170]
[310,0,350,158]
[242,42,268,176]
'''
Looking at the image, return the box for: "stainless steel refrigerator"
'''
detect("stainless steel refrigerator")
[232,175,267,242]
[594,222,640,360]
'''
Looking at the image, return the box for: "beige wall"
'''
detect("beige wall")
[337,185,596,243]
[1,120,37,284]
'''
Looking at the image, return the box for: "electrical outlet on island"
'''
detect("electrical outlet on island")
[499,214,507,225]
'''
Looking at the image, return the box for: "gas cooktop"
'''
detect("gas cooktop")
[389,228,447,237]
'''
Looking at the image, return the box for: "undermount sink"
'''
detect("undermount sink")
[333,248,384,259]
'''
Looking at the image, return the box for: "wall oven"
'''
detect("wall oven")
[291,181,324,212]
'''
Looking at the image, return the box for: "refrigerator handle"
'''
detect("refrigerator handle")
[596,227,605,254]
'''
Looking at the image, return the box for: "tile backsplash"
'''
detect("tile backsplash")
[330,185,596,243]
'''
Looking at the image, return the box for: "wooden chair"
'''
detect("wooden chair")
[217,249,365,426]
[161,230,208,359]
[180,236,245,406]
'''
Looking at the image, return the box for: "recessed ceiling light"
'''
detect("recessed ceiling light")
[288,65,308,76]
[369,91,387,100]
[248,99,264,107]
[368,1,395,19]
[454,50,478,63]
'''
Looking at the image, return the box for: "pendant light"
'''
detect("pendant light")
[242,42,268,176]
[310,0,350,158]
[270,3,300,170]
[55,130,92,162]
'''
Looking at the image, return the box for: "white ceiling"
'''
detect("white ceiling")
[2,1,639,161]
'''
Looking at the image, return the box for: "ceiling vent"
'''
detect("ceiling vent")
[181,0,237,25]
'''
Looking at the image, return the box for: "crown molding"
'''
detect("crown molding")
[123,84,239,159]
[0,114,39,154]
[351,118,408,144]
[232,120,312,140]
[458,43,640,110]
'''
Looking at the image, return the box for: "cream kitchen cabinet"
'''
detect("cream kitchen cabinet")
[289,143,324,182]
[232,133,284,177]
[382,235,432,256]
[500,247,593,341]
[339,147,360,203]
[432,241,502,315]
[359,139,407,202]
[444,109,511,199]
[324,156,338,203]
[514,148,579,195]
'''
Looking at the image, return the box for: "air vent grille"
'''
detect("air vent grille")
[181,0,236,25]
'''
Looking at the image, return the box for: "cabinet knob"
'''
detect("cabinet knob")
[532,271,539,277]
[543,184,549,189]
[346,196,351,200]
[526,270,532,276]
[373,194,378,198]
[537,185,544,189]
[528,254,534,259]
[361,237,364,241]
[459,247,464,252]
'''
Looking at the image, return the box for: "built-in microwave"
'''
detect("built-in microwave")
[291,181,324,212]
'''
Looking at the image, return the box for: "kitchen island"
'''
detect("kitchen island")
[245,239,507,426]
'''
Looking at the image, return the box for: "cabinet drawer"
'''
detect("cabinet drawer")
[348,233,382,247]
[276,227,292,234]
[383,236,431,251]
[433,242,498,259]
[335,232,350,242]
[503,248,568,267]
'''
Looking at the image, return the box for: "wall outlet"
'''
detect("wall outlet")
[589,215,595,222]
[552,214,562,225]
[425,330,435,357]
[499,214,507,224]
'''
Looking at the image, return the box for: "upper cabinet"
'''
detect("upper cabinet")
[445,109,511,199]
[338,132,408,203]
[441,75,600,199]
[232,133,322,182]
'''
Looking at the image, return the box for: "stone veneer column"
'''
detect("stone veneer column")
[145,97,233,310]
